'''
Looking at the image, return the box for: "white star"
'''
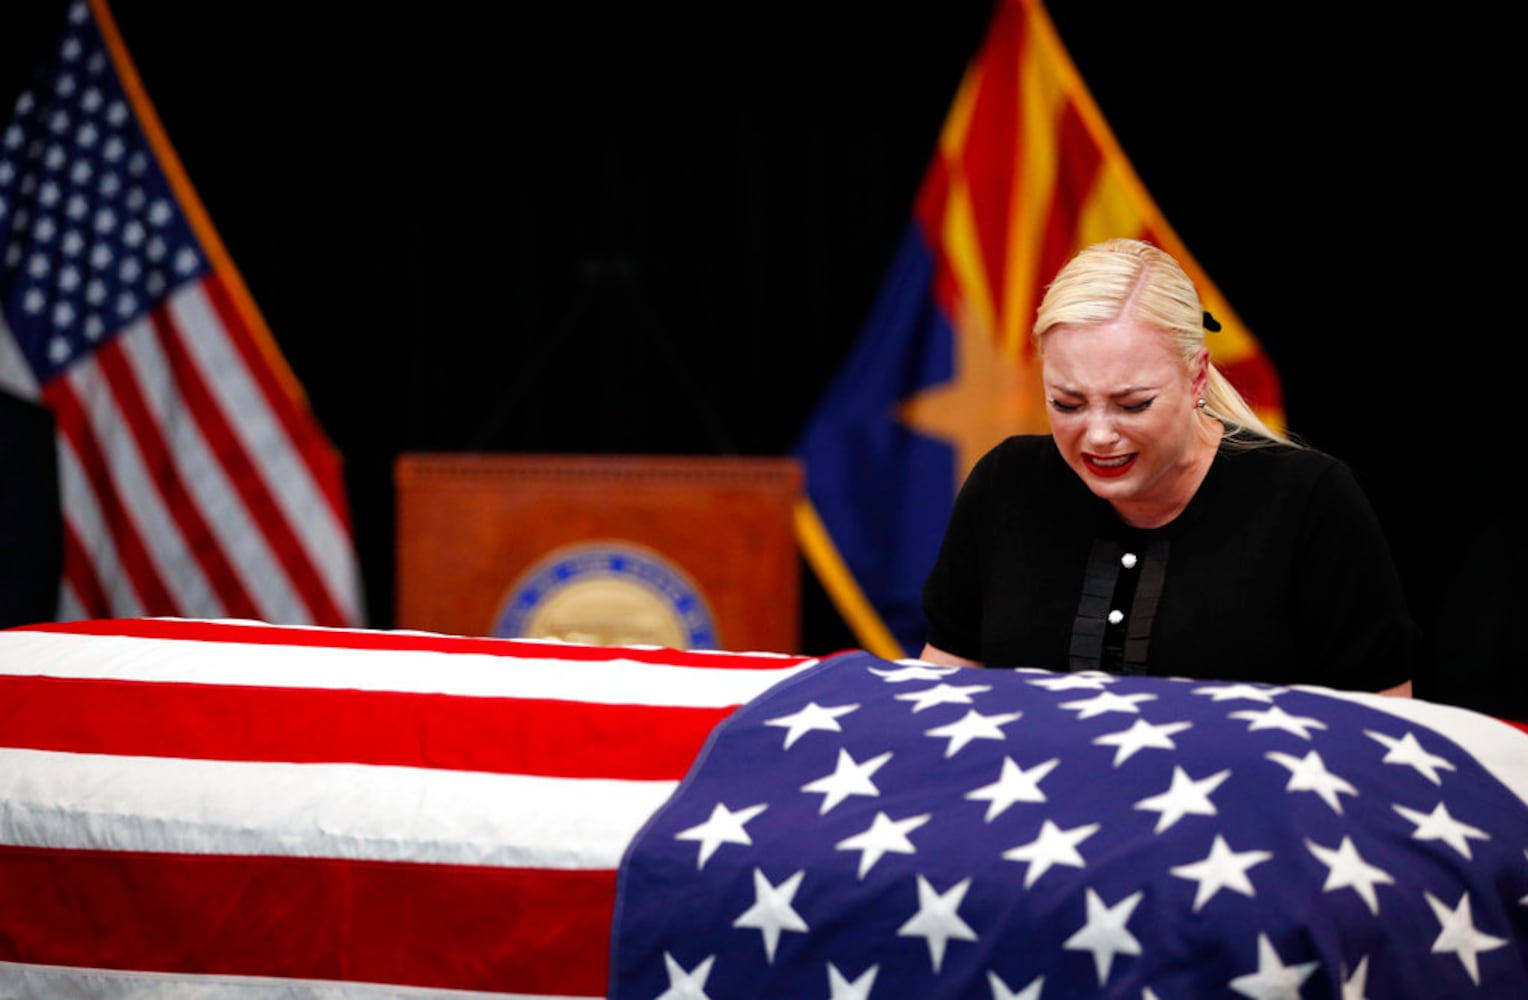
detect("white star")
[1093,718,1192,766]
[1193,682,1284,703]
[925,708,1023,757]
[1059,690,1157,719]
[1340,955,1371,1000]
[897,875,977,973]
[47,335,71,364]
[1134,766,1231,833]
[802,748,893,814]
[1393,801,1490,859]
[1265,750,1357,814]
[827,963,878,1000]
[1305,836,1394,915]
[1227,704,1327,739]
[1365,729,1455,785]
[657,952,715,1000]
[1228,933,1318,999]
[1170,835,1273,911]
[1425,891,1508,985]
[764,700,859,749]
[1001,819,1100,887]
[1028,671,1115,692]
[1062,887,1143,985]
[987,971,1044,999]
[872,663,960,683]
[732,867,809,963]
[895,681,993,712]
[674,801,768,870]
[965,756,1059,821]
[836,810,931,878]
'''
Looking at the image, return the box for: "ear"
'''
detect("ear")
[1190,347,1211,398]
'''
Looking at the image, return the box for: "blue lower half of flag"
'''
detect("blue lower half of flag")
[793,226,956,654]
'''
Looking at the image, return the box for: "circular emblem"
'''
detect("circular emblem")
[493,542,718,649]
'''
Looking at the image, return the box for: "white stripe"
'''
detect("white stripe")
[54,436,144,617]
[167,283,362,623]
[117,320,307,623]
[0,314,40,398]
[0,746,671,870]
[66,349,222,616]
[0,961,597,1000]
[55,582,87,622]
[0,627,813,705]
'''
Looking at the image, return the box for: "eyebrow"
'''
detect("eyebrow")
[1046,383,1161,399]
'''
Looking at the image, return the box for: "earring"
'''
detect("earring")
[1196,398,1207,409]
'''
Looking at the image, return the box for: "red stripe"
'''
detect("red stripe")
[0,844,612,996]
[0,674,728,779]
[150,303,346,626]
[201,272,353,540]
[58,519,111,619]
[17,617,815,669]
[43,377,177,615]
[95,331,260,619]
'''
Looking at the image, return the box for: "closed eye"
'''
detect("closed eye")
[1121,398,1155,414]
[1048,399,1081,414]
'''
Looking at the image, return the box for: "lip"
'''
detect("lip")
[1082,453,1136,478]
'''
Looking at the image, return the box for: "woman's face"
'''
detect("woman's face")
[1041,317,1210,523]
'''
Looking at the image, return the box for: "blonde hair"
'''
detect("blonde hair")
[1034,238,1289,447]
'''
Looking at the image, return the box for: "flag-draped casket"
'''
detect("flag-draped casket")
[2,618,1525,997]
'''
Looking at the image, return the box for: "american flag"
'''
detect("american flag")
[0,0,361,626]
[0,617,818,997]
[612,654,1528,997]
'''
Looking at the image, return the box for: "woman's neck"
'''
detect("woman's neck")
[1111,417,1224,529]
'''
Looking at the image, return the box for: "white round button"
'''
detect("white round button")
[1108,609,1124,625]
[1121,553,1138,569]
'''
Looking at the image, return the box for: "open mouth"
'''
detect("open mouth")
[1083,453,1136,478]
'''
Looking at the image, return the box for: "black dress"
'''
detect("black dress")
[921,435,1418,691]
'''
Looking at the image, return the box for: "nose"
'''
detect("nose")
[1083,411,1120,449]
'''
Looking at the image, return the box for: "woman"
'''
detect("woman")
[919,238,1416,695]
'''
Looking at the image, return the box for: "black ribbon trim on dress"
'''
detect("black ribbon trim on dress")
[1122,538,1170,673]
[1068,535,1170,674]
[1069,537,1121,672]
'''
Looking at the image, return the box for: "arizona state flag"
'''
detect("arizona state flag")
[793,0,1284,658]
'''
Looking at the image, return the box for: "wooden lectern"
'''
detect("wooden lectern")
[395,454,803,653]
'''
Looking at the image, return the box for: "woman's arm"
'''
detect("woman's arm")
[918,643,984,668]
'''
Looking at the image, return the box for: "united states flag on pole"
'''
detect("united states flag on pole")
[0,0,362,626]
[612,655,1528,997]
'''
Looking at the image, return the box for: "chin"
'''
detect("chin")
[1067,463,1134,500]
[1081,479,1136,503]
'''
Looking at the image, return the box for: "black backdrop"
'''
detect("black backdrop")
[4,3,1521,712]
